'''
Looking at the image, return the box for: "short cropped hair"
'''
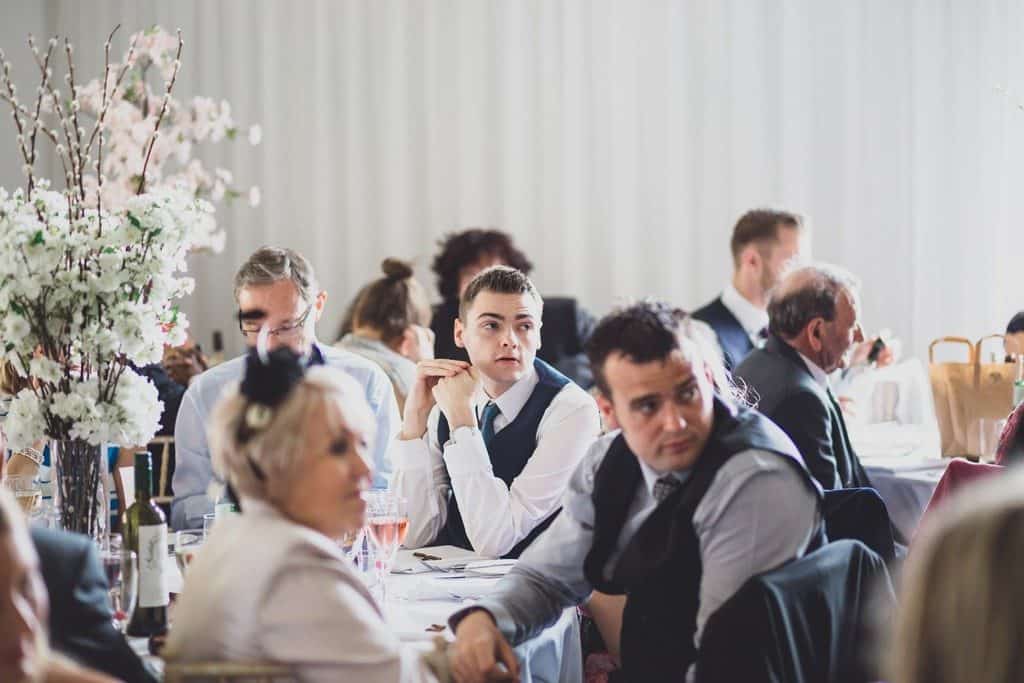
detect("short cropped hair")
[208,366,376,505]
[730,209,803,267]
[432,229,534,302]
[458,266,543,320]
[233,246,320,305]
[585,300,743,403]
[768,264,861,339]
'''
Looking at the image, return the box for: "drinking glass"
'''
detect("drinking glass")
[202,512,216,539]
[339,527,365,563]
[102,547,138,632]
[174,530,204,576]
[365,492,408,603]
[1,474,41,517]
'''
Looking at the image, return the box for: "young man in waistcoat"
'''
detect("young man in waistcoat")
[389,266,600,559]
[447,301,824,683]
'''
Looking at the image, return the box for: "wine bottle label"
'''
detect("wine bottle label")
[138,524,169,608]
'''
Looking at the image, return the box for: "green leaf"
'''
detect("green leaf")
[10,301,25,316]
[226,128,238,141]
[127,212,142,229]
[30,230,44,246]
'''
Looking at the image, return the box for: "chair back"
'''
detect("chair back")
[822,488,896,561]
[150,434,175,503]
[163,661,295,682]
[697,540,894,683]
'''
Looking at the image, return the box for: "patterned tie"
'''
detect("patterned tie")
[479,401,501,447]
[652,475,681,504]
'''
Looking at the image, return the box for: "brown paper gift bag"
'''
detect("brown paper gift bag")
[929,335,1014,457]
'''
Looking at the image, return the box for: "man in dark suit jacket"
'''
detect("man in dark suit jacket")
[733,263,870,491]
[32,526,158,683]
[693,209,805,370]
[429,228,596,388]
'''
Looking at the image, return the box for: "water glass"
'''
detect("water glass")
[1,474,42,517]
[202,512,216,539]
[102,547,138,632]
[175,530,204,576]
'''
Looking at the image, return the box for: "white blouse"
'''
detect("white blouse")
[164,500,438,683]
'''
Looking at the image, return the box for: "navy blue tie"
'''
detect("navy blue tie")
[479,402,501,446]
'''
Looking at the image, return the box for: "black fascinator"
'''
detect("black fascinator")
[237,346,305,444]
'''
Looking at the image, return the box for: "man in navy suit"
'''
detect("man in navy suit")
[693,210,806,370]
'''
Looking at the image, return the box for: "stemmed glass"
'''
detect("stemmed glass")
[365,491,408,604]
[101,535,138,632]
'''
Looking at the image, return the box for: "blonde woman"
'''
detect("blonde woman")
[165,348,448,682]
[0,488,114,683]
[890,467,1024,683]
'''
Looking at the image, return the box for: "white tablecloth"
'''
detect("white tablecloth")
[146,548,581,682]
[852,422,948,539]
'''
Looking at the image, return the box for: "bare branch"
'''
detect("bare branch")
[137,29,183,194]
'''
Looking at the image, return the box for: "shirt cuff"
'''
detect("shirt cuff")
[442,426,493,477]
[448,601,518,643]
[389,434,436,471]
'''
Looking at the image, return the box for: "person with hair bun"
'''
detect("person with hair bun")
[337,259,434,412]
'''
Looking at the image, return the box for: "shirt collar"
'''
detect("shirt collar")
[797,352,831,388]
[475,362,539,424]
[636,457,691,497]
[721,283,769,339]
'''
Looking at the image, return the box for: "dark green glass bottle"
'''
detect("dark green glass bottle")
[125,450,169,636]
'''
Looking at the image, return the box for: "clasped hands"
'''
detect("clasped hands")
[400,359,482,440]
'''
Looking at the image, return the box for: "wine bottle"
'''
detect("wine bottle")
[125,451,169,636]
[210,330,225,367]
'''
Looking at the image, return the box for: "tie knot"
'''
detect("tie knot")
[479,402,501,446]
[652,475,681,504]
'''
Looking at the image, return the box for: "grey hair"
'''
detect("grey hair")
[208,365,376,505]
[767,263,861,339]
[233,246,320,304]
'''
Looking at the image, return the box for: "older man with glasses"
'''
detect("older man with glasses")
[170,246,400,529]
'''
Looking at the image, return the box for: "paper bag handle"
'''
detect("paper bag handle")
[975,335,1007,364]
[928,337,974,364]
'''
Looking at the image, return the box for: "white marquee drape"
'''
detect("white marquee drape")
[2,0,1024,359]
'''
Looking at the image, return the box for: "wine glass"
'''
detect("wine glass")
[102,545,138,632]
[1,474,41,516]
[365,491,408,603]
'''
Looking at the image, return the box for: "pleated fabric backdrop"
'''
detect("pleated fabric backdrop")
[1,0,1023,358]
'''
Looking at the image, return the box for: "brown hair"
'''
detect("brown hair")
[351,259,432,346]
[432,228,534,302]
[730,209,803,266]
[458,266,543,320]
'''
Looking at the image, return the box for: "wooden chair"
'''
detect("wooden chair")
[163,661,295,682]
[149,435,175,506]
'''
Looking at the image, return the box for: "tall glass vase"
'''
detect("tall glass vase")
[52,439,108,542]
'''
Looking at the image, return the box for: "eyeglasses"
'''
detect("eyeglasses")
[238,304,313,341]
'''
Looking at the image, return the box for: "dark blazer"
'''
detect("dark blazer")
[692,297,755,371]
[431,296,596,389]
[697,540,895,683]
[31,527,158,683]
[734,335,872,491]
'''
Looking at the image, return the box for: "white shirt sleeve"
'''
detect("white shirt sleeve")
[443,386,601,558]
[388,408,451,548]
[171,384,214,530]
[692,450,820,643]
[259,560,438,683]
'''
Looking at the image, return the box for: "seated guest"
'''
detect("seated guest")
[336,259,435,412]
[171,246,399,529]
[890,467,1024,683]
[734,264,872,491]
[448,301,823,683]
[693,209,806,370]
[431,228,597,388]
[0,489,117,683]
[391,266,600,559]
[1004,310,1024,360]
[165,349,447,682]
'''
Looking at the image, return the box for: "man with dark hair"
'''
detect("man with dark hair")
[734,264,872,491]
[693,209,806,370]
[430,228,596,388]
[447,300,822,683]
[390,266,600,559]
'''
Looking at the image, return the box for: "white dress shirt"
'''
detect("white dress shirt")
[471,430,820,668]
[165,500,438,682]
[720,283,769,346]
[171,341,400,529]
[798,352,832,388]
[390,365,601,558]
